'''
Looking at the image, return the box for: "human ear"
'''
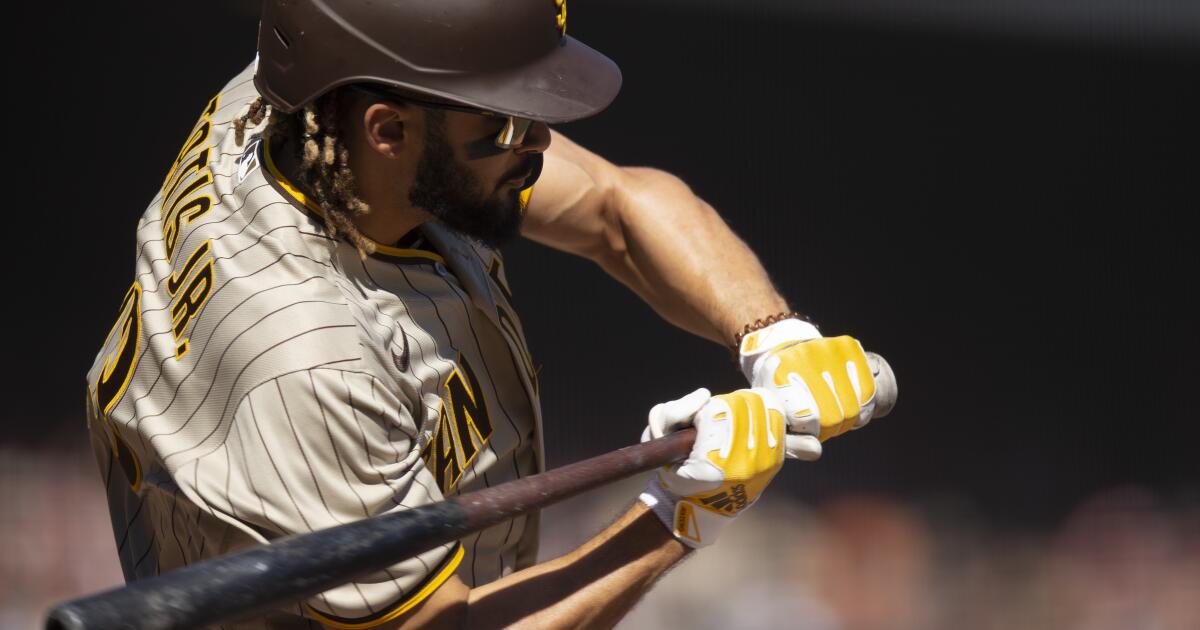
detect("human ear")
[361,102,413,159]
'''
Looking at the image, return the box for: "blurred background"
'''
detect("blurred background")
[4,1,1198,628]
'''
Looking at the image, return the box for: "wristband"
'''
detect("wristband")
[732,311,816,351]
[736,317,822,382]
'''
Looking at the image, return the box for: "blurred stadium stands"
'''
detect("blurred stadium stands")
[4,446,1196,629]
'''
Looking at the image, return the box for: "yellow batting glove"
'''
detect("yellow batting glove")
[738,319,878,456]
[639,388,786,548]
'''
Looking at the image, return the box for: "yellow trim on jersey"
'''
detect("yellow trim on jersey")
[303,544,464,629]
[261,142,446,264]
[372,242,446,263]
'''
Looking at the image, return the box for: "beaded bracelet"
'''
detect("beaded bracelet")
[731,311,814,352]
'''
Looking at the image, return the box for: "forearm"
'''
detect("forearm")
[466,503,688,629]
[378,503,686,630]
[598,167,788,345]
[523,132,788,346]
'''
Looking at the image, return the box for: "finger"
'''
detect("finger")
[811,372,846,442]
[763,394,782,450]
[827,370,862,438]
[674,458,725,485]
[782,373,820,437]
[849,340,876,406]
[663,388,712,421]
[674,397,732,492]
[748,387,785,449]
[851,397,876,430]
[649,387,712,440]
[785,433,822,461]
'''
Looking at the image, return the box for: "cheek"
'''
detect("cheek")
[444,114,517,186]
[471,152,517,190]
[459,128,511,164]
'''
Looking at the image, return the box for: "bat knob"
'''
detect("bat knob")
[865,352,898,419]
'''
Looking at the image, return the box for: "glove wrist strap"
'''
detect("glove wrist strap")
[638,478,731,548]
[737,317,822,382]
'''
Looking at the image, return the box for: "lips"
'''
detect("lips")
[511,154,544,188]
[506,167,533,187]
[499,154,545,190]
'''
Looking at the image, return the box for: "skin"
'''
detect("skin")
[295,92,791,629]
[522,131,789,344]
[394,504,689,630]
[337,92,789,344]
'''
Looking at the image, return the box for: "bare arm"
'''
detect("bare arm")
[521,131,789,345]
[376,503,688,629]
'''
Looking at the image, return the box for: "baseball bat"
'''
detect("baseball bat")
[47,353,896,630]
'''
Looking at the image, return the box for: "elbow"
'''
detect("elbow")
[589,166,701,272]
[589,169,653,273]
[615,166,709,227]
[619,166,694,203]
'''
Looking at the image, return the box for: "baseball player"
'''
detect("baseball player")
[86,1,887,628]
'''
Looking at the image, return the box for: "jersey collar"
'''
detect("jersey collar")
[261,139,445,264]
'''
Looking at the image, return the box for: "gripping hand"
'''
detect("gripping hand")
[639,388,786,548]
[738,319,879,460]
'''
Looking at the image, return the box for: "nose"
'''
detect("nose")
[515,121,551,155]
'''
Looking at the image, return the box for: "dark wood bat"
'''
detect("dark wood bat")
[46,429,696,630]
[47,354,896,630]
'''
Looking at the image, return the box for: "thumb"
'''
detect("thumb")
[668,459,725,497]
[785,434,822,461]
[647,388,712,440]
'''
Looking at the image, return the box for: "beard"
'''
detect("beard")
[408,115,542,248]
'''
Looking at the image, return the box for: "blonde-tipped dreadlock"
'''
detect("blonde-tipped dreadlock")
[232,91,376,258]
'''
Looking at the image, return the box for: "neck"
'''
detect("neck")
[272,135,428,246]
[352,196,428,247]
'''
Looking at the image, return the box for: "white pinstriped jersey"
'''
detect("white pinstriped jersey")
[85,62,545,629]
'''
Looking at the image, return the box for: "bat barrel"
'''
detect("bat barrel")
[46,501,471,630]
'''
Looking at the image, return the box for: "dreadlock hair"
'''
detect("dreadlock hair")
[232,90,376,257]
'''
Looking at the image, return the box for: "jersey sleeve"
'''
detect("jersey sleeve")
[217,366,460,627]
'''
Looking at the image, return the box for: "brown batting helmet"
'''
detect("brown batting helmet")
[254,0,622,124]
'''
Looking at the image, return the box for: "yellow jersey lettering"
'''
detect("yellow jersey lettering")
[168,240,213,296]
[160,93,220,262]
[169,251,215,359]
[96,282,142,415]
[163,147,210,204]
[421,356,496,494]
[426,405,464,494]
[164,194,214,260]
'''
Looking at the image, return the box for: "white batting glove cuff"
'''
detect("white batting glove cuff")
[638,478,731,549]
[737,318,822,383]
